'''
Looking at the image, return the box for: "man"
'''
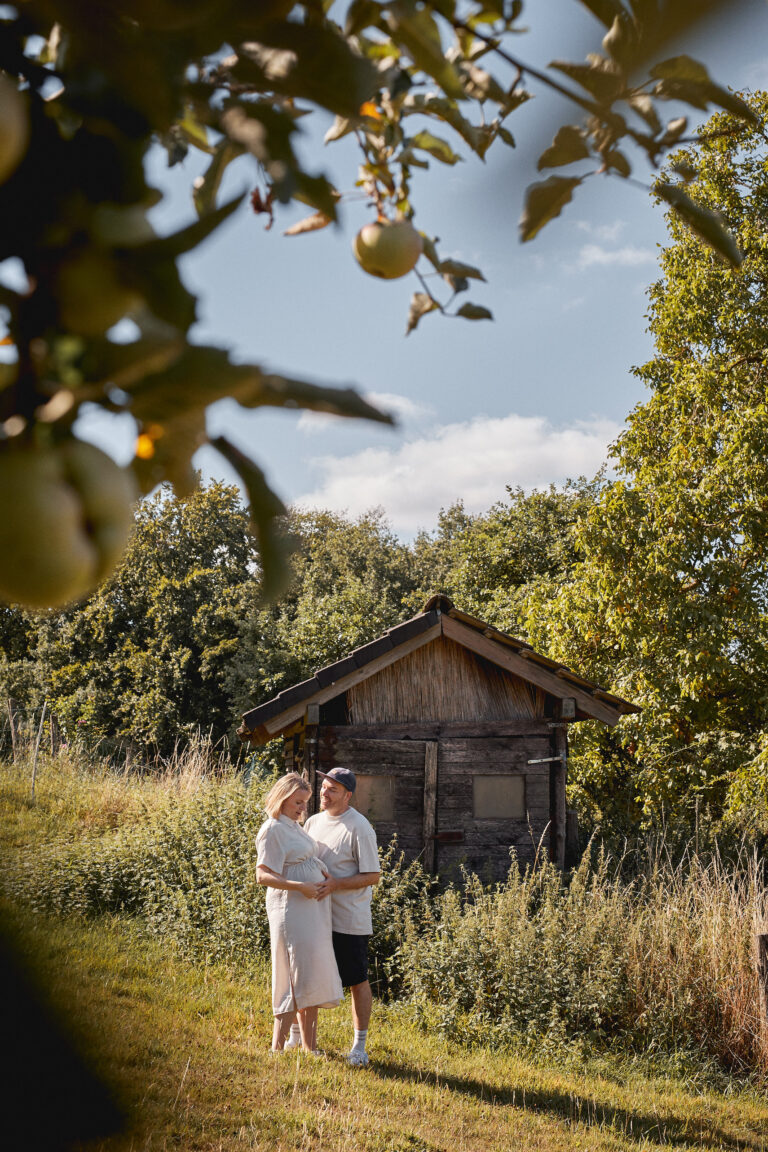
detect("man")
[293,766,380,1066]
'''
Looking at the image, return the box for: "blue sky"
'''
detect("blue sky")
[76,0,768,539]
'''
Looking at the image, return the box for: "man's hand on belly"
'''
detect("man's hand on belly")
[315,875,340,900]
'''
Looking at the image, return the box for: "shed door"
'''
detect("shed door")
[435,735,551,882]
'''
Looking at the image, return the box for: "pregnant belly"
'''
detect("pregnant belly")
[285,858,325,883]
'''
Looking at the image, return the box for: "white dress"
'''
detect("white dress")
[256,814,343,1016]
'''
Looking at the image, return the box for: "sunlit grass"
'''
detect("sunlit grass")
[3,748,768,1150]
[5,904,768,1152]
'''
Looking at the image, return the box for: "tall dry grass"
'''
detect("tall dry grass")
[400,843,768,1080]
[2,747,767,1081]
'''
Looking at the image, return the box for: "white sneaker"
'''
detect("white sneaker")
[284,1033,301,1050]
[347,1050,369,1067]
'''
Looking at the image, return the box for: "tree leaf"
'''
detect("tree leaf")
[192,139,244,217]
[385,4,466,100]
[237,375,396,423]
[550,59,624,103]
[80,336,185,392]
[537,125,590,170]
[235,23,378,117]
[406,291,439,334]
[128,346,394,427]
[438,258,486,281]
[628,92,661,134]
[136,194,245,263]
[209,435,293,601]
[409,129,463,165]
[282,212,333,237]
[520,176,582,242]
[324,115,356,143]
[602,12,640,65]
[656,182,742,267]
[401,93,480,153]
[454,59,508,104]
[419,233,441,271]
[575,0,627,29]
[605,148,631,177]
[345,0,384,36]
[650,55,711,85]
[455,302,493,320]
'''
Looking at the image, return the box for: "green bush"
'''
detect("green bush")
[399,845,767,1078]
[2,771,435,979]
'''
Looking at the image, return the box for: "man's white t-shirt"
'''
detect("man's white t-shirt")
[305,806,380,935]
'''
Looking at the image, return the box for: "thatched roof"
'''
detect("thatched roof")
[239,595,639,744]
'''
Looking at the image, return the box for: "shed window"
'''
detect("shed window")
[353,774,396,822]
[473,774,525,819]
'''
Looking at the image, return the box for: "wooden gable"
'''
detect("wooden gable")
[239,595,638,745]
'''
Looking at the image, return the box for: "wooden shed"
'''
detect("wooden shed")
[239,595,638,880]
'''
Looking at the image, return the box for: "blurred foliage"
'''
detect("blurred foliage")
[0,0,757,601]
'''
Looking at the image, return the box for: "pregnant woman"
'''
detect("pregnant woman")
[256,772,343,1052]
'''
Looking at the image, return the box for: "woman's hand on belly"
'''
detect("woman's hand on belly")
[297,880,324,900]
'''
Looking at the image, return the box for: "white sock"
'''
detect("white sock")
[351,1028,367,1054]
[285,1023,301,1049]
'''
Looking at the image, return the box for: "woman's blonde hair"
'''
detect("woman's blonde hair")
[264,771,311,819]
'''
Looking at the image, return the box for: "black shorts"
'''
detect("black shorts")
[332,932,370,987]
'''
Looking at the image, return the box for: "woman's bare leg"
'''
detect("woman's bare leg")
[272,1010,297,1050]
[297,1006,318,1052]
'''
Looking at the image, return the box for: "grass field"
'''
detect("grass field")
[3,750,768,1151]
[5,902,768,1152]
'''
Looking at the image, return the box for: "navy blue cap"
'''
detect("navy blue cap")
[317,767,356,793]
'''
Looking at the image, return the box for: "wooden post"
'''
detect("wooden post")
[49,712,61,756]
[565,809,580,868]
[7,698,18,763]
[755,933,768,1053]
[30,701,47,800]
[304,704,319,813]
[548,721,567,870]
[422,741,438,874]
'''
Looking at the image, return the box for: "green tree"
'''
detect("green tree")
[412,480,602,636]
[527,92,768,835]
[229,507,417,717]
[31,481,256,756]
[0,1,757,609]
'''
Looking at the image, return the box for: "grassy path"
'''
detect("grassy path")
[5,906,768,1152]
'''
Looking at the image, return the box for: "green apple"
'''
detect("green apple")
[353,219,423,280]
[0,439,137,609]
[0,74,28,185]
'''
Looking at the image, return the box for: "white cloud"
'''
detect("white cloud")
[576,220,626,243]
[297,390,432,433]
[576,243,657,269]
[294,412,621,537]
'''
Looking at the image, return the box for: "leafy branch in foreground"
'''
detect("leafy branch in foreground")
[0,0,758,607]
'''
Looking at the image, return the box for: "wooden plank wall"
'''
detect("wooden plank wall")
[348,636,546,724]
[318,726,554,881]
[436,735,551,881]
[318,731,427,860]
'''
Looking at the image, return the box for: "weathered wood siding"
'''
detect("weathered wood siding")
[347,636,546,724]
[318,731,427,860]
[316,724,553,880]
[435,734,551,881]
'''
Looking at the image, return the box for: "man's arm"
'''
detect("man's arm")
[315,871,379,899]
